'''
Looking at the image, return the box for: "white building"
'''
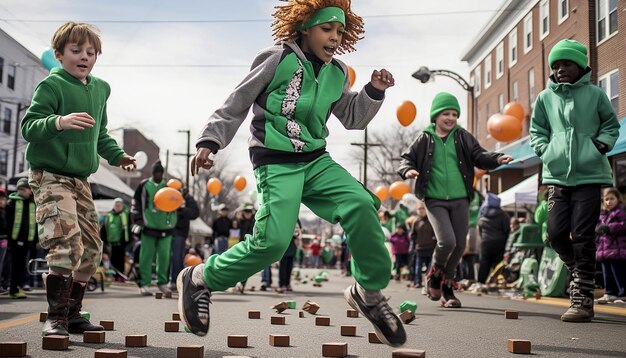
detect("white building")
[0,27,48,185]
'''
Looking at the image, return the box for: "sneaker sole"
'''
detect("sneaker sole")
[176,266,207,337]
[343,287,404,348]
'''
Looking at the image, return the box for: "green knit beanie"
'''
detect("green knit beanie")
[548,39,588,69]
[430,92,460,122]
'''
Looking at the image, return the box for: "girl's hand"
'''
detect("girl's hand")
[119,155,136,171]
[405,169,419,179]
[371,69,395,91]
[498,155,513,164]
[58,113,95,130]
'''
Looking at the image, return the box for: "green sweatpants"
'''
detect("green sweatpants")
[139,232,172,287]
[203,154,391,291]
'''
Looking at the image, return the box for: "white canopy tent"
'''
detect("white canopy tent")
[499,173,539,211]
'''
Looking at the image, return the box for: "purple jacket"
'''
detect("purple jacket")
[596,205,626,261]
[390,233,410,255]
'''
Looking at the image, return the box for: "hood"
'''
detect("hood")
[479,192,501,216]
[8,192,26,201]
[423,123,460,136]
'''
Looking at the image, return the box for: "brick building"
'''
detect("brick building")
[461,0,625,194]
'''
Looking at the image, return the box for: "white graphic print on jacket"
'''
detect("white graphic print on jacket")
[282,61,305,152]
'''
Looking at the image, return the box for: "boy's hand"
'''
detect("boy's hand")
[405,169,419,179]
[119,155,136,171]
[371,69,395,91]
[191,147,214,176]
[58,113,96,130]
[498,155,513,164]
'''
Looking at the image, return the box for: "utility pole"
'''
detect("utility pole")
[174,130,192,189]
[350,127,381,188]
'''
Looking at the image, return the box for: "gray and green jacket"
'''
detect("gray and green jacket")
[21,68,126,180]
[196,41,385,168]
[530,70,619,186]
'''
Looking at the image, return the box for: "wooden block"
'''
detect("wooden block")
[0,342,27,357]
[505,311,519,319]
[155,292,163,299]
[248,310,261,319]
[315,316,331,326]
[507,339,531,354]
[176,345,204,358]
[39,312,47,322]
[392,348,426,357]
[272,301,289,313]
[270,316,286,325]
[125,335,147,347]
[313,282,322,287]
[164,291,172,298]
[227,335,248,348]
[368,332,382,344]
[302,300,320,314]
[286,300,297,309]
[83,331,106,343]
[299,311,305,318]
[100,320,114,330]
[322,342,348,357]
[94,349,127,358]
[42,335,69,351]
[340,325,356,336]
[399,310,416,324]
[172,312,181,321]
[165,321,179,332]
[400,300,418,314]
[269,334,290,347]
[346,309,359,318]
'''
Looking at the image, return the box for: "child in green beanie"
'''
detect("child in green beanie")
[398,92,512,308]
[529,39,620,322]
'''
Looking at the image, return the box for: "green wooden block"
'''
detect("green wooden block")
[314,276,324,283]
[301,280,308,284]
[80,311,90,320]
[286,300,296,309]
[400,300,417,314]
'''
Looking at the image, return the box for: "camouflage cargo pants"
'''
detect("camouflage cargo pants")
[29,170,102,275]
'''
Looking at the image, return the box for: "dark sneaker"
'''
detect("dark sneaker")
[425,266,444,301]
[177,264,211,336]
[344,284,406,347]
[440,280,462,308]
[562,286,594,322]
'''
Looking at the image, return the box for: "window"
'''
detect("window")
[474,66,482,97]
[496,43,504,79]
[528,68,536,109]
[599,70,619,114]
[498,94,505,112]
[597,0,618,43]
[540,0,550,39]
[558,0,569,24]
[508,28,518,67]
[524,13,533,53]
[0,57,3,84]
[512,81,519,102]
[7,65,15,90]
[0,150,8,176]
[485,55,492,89]
[2,107,12,135]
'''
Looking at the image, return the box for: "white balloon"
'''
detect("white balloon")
[400,193,420,211]
[134,151,148,170]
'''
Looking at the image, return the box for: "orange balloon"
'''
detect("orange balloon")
[347,66,356,88]
[389,181,411,200]
[488,114,523,142]
[207,178,222,195]
[167,178,182,190]
[233,176,247,192]
[503,102,525,122]
[396,101,417,127]
[374,186,389,201]
[153,187,184,212]
[184,254,203,267]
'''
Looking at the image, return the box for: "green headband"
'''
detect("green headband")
[297,7,346,30]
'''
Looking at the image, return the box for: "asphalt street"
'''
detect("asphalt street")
[1,268,625,357]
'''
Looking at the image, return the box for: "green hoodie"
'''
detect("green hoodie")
[530,70,619,186]
[423,124,467,200]
[21,68,125,179]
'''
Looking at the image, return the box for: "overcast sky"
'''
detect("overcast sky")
[0,0,504,190]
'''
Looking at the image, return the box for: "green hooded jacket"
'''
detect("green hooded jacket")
[529,70,620,186]
[423,124,466,200]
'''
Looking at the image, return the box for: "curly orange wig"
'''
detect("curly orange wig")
[271,0,364,54]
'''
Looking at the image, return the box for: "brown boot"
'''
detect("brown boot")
[561,285,594,322]
[42,274,72,336]
[67,281,104,333]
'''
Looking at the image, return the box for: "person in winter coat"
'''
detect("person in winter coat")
[595,188,626,304]
[529,39,620,322]
[100,198,131,282]
[389,224,410,280]
[211,205,231,255]
[409,202,435,288]
[477,193,510,284]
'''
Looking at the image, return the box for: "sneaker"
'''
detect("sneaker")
[22,284,32,292]
[177,264,211,336]
[344,284,406,347]
[260,283,267,291]
[235,282,245,294]
[597,294,618,304]
[440,280,462,308]
[285,285,293,292]
[421,286,428,296]
[425,266,444,301]
[138,286,153,296]
[157,284,172,295]
[10,291,27,299]
[167,282,177,292]
[274,287,285,294]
